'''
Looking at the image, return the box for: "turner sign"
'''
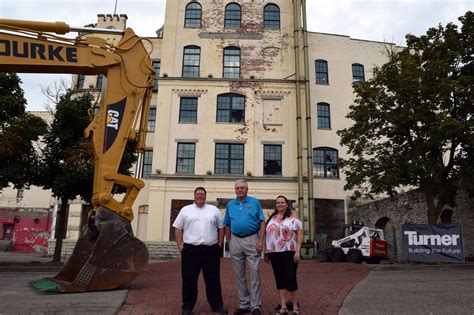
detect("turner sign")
[402,224,464,263]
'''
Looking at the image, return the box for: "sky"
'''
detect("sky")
[1,0,472,111]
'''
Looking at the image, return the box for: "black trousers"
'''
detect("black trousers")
[269,251,299,291]
[181,243,223,311]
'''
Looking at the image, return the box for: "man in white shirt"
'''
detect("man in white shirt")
[173,187,227,315]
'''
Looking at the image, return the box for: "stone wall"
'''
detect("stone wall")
[348,188,473,261]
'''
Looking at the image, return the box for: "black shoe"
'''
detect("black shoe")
[251,308,262,315]
[212,306,229,314]
[182,310,193,315]
[234,308,250,315]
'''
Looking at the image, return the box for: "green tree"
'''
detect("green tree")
[40,91,138,261]
[0,73,47,189]
[337,12,473,224]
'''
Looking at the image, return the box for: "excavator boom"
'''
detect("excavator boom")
[0,18,153,292]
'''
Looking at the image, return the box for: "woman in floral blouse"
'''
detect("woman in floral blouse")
[264,195,303,315]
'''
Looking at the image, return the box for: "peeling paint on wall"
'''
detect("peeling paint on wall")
[0,208,53,253]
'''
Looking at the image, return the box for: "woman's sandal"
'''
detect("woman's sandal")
[292,309,300,315]
[278,308,288,315]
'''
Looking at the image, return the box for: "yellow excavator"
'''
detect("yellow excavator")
[0,18,153,292]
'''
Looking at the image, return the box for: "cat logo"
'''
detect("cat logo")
[107,109,120,130]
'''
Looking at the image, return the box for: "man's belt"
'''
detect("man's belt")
[232,231,258,238]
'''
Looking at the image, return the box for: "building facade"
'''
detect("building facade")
[3,1,405,256]
[131,0,399,245]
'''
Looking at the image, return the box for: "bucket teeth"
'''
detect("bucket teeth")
[29,278,61,293]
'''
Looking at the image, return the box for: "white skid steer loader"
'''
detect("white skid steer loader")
[321,221,388,264]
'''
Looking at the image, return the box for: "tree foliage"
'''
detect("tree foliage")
[40,91,138,203]
[337,12,473,224]
[0,73,47,189]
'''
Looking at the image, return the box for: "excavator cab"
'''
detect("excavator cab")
[0,18,153,292]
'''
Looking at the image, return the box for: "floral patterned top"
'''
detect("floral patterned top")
[265,214,303,253]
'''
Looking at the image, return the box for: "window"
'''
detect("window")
[182,45,200,77]
[152,60,161,91]
[77,74,85,89]
[315,59,329,84]
[313,147,339,178]
[217,93,245,123]
[16,189,24,199]
[95,74,104,89]
[147,107,156,132]
[141,149,153,178]
[179,97,198,123]
[215,143,244,174]
[184,2,202,28]
[176,143,196,174]
[352,63,365,83]
[223,46,241,78]
[264,4,280,29]
[317,102,331,129]
[225,3,241,29]
[264,145,282,175]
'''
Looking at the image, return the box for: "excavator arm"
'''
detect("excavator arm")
[0,19,153,292]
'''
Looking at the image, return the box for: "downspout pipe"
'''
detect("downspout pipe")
[301,0,315,243]
[292,0,304,221]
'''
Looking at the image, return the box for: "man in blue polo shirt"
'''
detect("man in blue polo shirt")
[224,179,265,315]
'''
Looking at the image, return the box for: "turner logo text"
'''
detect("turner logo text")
[404,231,460,246]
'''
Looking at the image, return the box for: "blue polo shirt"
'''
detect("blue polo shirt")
[224,195,265,235]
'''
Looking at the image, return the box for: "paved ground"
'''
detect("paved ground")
[119,259,369,315]
[339,265,474,315]
[0,271,128,315]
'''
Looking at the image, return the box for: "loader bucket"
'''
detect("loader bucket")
[29,207,148,293]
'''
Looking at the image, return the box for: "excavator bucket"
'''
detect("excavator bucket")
[29,207,148,293]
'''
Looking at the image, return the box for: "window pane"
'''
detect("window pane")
[315,60,329,84]
[176,143,195,173]
[217,93,245,122]
[142,150,153,178]
[95,74,104,89]
[225,3,241,28]
[152,60,161,91]
[264,145,282,175]
[313,147,339,178]
[317,103,331,129]
[223,47,240,78]
[264,4,280,29]
[183,46,200,77]
[147,107,156,132]
[179,97,198,122]
[352,64,365,83]
[185,3,202,28]
[77,74,85,89]
[215,143,244,174]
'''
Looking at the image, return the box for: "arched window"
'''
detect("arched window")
[225,3,241,29]
[223,46,241,78]
[313,147,339,178]
[184,2,202,28]
[317,102,331,129]
[264,4,280,29]
[182,45,201,77]
[217,93,245,123]
[315,59,329,84]
[352,63,365,83]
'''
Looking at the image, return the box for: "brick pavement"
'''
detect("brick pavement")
[119,259,369,315]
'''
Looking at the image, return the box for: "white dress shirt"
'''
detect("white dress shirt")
[172,203,224,246]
